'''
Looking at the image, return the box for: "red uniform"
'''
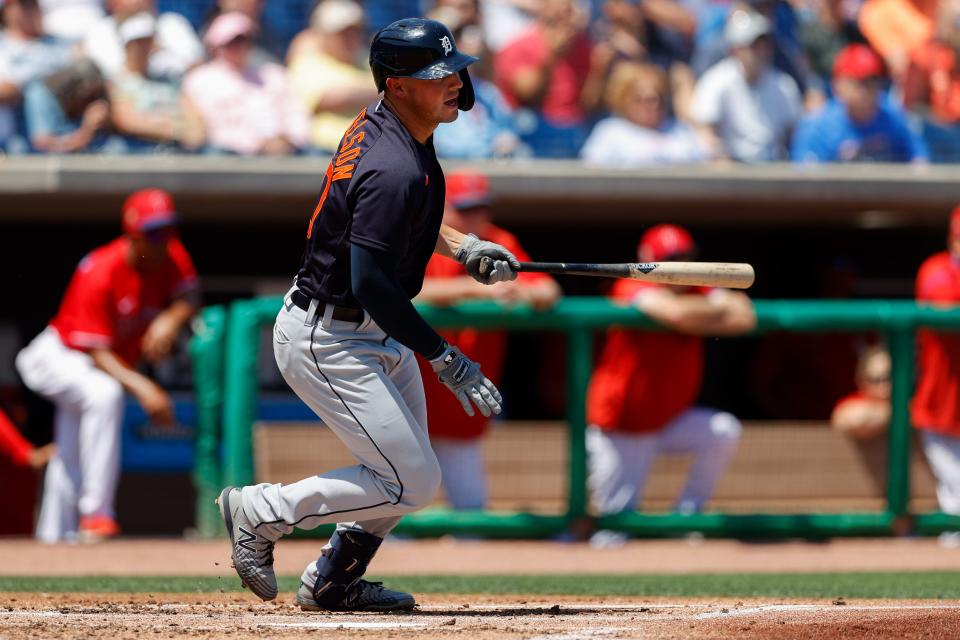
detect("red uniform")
[49,237,198,366]
[912,251,960,435]
[587,280,709,434]
[417,225,549,439]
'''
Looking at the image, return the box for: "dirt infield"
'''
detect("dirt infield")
[3,538,960,639]
[2,593,959,640]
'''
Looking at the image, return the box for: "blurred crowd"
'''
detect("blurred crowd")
[2,0,960,162]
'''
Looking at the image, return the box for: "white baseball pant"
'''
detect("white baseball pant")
[432,438,488,510]
[920,430,960,515]
[587,407,742,515]
[241,289,442,588]
[15,327,124,543]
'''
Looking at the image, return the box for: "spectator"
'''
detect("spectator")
[913,204,960,548]
[287,0,377,154]
[22,59,117,153]
[201,0,282,66]
[903,0,960,162]
[83,0,204,80]
[800,0,866,94]
[581,62,706,165]
[858,0,936,81]
[432,7,523,159]
[0,0,75,151]
[480,0,538,52]
[831,344,891,440]
[15,188,199,543]
[39,0,105,41]
[590,0,697,122]
[183,12,309,156]
[415,171,561,510]
[791,44,928,162]
[690,9,802,162]
[494,0,605,157]
[109,12,206,152]
[693,0,812,96]
[586,224,754,547]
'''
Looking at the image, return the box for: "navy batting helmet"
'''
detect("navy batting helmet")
[369,18,477,111]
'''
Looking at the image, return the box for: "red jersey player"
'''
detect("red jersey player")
[15,188,199,543]
[913,205,960,546]
[415,170,561,509]
[585,224,755,547]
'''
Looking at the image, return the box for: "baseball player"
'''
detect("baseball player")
[831,344,890,441]
[217,19,522,611]
[586,224,755,547]
[913,205,960,546]
[415,170,561,510]
[16,188,199,543]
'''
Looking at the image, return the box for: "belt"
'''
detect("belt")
[291,290,364,323]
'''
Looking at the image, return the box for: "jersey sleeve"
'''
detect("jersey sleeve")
[61,258,116,350]
[917,258,958,303]
[348,153,420,260]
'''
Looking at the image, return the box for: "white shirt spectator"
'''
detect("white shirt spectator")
[581,116,707,166]
[691,57,802,162]
[83,12,203,80]
[39,0,105,42]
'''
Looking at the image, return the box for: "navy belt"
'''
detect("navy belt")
[291,290,364,323]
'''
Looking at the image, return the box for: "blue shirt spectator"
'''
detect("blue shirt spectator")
[434,79,522,159]
[791,99,927,162]
[791,44,928,163]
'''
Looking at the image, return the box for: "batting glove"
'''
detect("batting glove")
[455,234,521,284]
[430,344,503,417]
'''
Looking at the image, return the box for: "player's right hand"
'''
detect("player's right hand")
[429,344,502,417]
[137,382,175,425]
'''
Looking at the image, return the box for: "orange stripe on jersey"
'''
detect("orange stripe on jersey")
[306,162,334,239]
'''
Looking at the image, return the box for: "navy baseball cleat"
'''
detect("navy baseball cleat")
[296,580,416,612]
[217,486,278,601]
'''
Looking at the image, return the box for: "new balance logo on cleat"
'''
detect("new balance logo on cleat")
[237,527,258,553]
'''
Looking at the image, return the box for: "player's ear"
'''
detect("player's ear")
[385,77,405,99]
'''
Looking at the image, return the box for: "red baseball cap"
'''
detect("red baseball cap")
[833,44,885,81]
[446,170,490,210]
[122,188,178,235]
[638,224,696,262]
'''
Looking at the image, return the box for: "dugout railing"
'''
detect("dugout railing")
[189,298,960,539]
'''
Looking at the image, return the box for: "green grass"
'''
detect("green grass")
[1,572,959,599]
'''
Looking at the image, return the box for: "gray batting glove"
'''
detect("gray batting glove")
[454,234,521,284]
[430,344,503,417]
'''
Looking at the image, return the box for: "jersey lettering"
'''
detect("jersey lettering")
[306,109,369,238]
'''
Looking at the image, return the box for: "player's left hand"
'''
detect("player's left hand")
[455,234,520,284]
[430,344,503,417]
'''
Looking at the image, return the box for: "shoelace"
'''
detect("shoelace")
[257,542,275,566]
[344,580,385,605]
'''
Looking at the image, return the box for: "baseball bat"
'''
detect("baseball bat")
[481,258,755,289]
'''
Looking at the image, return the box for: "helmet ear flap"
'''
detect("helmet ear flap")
[457,69,475,111]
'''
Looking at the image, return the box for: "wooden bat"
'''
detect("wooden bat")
[480,258,755,289]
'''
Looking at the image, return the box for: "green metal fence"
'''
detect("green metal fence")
[190,298,960,538]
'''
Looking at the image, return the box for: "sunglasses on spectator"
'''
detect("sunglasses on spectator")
[631,92,663,105]
[863,372,890,384]
[224,34,252,47]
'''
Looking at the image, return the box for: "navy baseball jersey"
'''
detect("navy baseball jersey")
[296,100,446,307]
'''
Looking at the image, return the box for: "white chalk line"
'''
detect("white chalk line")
[692,603,960,620]
[0,610,427,629]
